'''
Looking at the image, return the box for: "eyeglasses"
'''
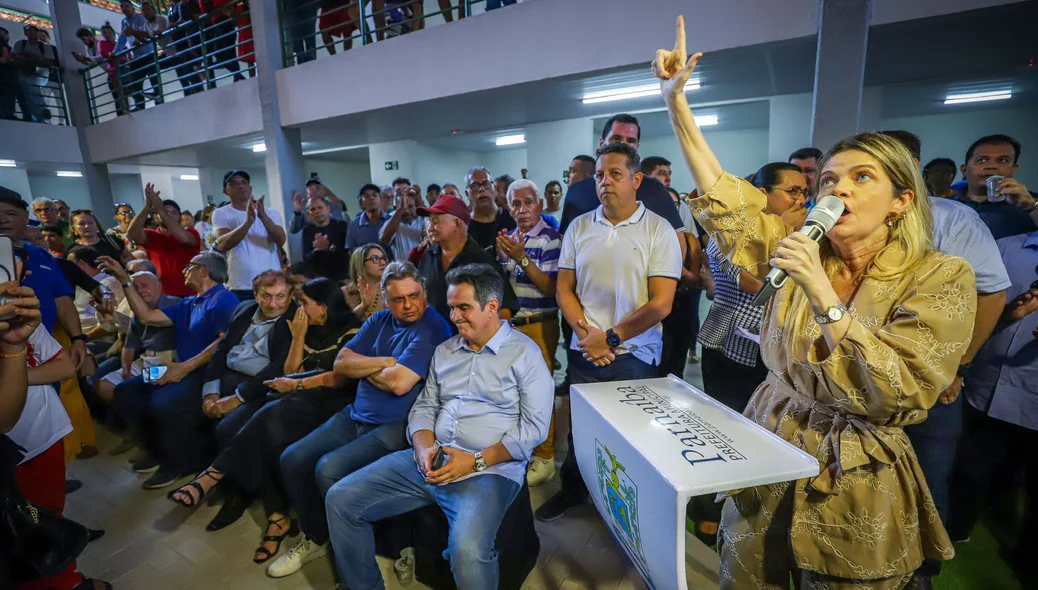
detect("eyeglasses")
[365,255,388,264]
[772,186,808,198]
[467,181,493,191]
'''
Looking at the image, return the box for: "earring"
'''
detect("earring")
[884,212,902,229]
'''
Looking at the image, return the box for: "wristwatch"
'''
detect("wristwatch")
[606,329,621,348]
[473,452,488,472]
[69,334,88,343]
[956,363,972,379]
[814,304,847,325]
[121,281,133,290]
[519,256,530,268]
[295,379,306,392]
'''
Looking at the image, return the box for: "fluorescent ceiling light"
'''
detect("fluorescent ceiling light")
[495,134,526,146]
[0,159,15,167]
[943,89,1011,105]
[694,114,719,126]
[582,80,700,105]
[56,171,82,177]
[180,174,199,181]
[302,144,366,156]
[252,143,267,153]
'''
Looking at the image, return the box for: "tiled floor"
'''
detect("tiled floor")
[65,357,715,590]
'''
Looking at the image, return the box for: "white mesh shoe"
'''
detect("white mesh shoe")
[526,457,556,487]
[266,536,326,578]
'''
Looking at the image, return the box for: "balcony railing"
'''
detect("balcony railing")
[0,65,70,126]
[80,0,255,123]
[280,0,524,67]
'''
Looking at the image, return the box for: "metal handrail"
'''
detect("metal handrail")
[279,0,497,67]
[80,0,256,123]
[0,65,71,126]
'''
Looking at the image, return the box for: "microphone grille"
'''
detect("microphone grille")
[806,195,846,231]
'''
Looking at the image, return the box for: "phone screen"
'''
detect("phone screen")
[143,366,169,383]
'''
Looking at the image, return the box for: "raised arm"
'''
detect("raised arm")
[97,256,173,327]
[146,184,200,248]
[256,197,287,247]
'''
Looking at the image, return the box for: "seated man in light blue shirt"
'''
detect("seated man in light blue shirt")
[325,263,553,590]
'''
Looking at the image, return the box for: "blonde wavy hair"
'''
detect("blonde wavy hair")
[782,132,934,358]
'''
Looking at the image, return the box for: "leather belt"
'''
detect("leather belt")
[510,312,557,327]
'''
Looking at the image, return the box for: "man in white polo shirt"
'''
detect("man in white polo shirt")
[212,169,288,301]
[535,142,682,521]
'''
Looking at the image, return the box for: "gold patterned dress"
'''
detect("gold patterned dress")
[692,173,977,589]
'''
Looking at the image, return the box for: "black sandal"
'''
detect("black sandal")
[253,515,298,564]
[168,468,222,508]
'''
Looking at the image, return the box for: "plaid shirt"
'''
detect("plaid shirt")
[697,239,764,367]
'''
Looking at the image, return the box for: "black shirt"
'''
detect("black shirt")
[952,188,1038,240]
[302,218,349,258]
[468,209,516,251]
[71,234,125,261]
[417,237,519,331]
[559,176,684,235]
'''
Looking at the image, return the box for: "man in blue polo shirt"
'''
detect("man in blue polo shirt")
[0,187,89,368]
[102,251,239,489]
[345,183,389,254]
[272,260,450,578]
[953,134,1037,240]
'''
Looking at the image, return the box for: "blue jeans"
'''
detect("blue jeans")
[904,394,964,576]
[326,449,520,590]
[280,406,408,544]
[559,350,657,502]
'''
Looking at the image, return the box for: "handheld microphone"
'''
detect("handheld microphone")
[750,195,845,307]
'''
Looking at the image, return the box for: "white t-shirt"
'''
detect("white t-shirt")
[73,272,124,333]
[677,201,699,237]
[211,204,285,290]
[8,326,73,464]
[388,217,425,263]
[559,203,682,366]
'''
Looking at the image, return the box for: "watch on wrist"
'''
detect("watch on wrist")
[295,379,305,392]
[121,281,133,290]
[519,256,530,268]
[956,363,972,379]
[606,328,621,348]
[814,304,847,325]
[69,334,88,343]
[473,452,488,472]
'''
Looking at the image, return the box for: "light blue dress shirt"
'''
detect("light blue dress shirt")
[967,230,1038,430]
[407,321,553,485]
[930,196,1011,294]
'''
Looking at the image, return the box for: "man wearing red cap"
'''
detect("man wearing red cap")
[415,194,518,327]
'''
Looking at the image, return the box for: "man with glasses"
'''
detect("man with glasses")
[193,269,297,530]
[379,185,424,263]
[32,197,71,244]
[127,184,201,297]
[100,251,240,489]
[467,167,516,252]
[107,203,137,249]
[345,183,388,255]
[212,169,286,302]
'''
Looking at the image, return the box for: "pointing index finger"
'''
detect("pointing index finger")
[673,15,686,58]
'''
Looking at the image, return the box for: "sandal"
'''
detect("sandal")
[253,515,298,564]
[168,467,222,508]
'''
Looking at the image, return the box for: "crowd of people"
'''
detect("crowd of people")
[2,21,1038,590]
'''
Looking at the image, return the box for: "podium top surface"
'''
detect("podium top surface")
[572,375,819,496]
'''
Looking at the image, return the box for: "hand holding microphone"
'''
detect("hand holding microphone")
[752,196,845,307]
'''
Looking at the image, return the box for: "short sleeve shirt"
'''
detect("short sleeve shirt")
[22,243,73,332]
[160,284,239,361]
[560,176,684,235]
[126,294,180,352]
[345,308,452,425]
[8,326,72,464]
[930,197,1011,294]
[143,227,200,297]
[211,204,284,291]
[559,203,682,365]
[345,211,389,252]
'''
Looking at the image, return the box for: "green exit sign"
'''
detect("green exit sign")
[384,161,399,171]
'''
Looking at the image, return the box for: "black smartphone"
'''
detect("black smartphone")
[431,446,446,470]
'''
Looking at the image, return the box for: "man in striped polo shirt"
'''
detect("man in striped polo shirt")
[496,179,562,486]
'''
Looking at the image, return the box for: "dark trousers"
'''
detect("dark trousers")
[112,368,209,474]
[904,394,964,577]
[287,0,319,63]
[948,402,1038,560]
[558,350,657,503]
[212,391,348,516]
[659,288,697,378]
[280,406,409,544]
[124,54,163,110]
[204,19,242,87]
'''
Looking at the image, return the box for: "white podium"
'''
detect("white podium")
[571,376,819,590]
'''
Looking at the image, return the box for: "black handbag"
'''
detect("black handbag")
[0,437,90,581]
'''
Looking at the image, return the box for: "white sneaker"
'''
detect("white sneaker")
[266,536,326,578]
[394,547,415,586]
[526,457,556,487]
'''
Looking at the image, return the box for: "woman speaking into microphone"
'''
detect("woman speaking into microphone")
[654,17,976,590]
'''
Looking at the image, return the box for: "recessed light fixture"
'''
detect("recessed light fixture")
[252,143,267,153]
[302,144,366,156]
[495,134,526,146]
[694,114,719,126]
[943,89,1012,105]
[582,80,701,105]
[56,171,82,178]
[180,174,199,181]
[0,159,15,167]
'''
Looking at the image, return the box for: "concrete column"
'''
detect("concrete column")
[250,0,306,259]
[809,0,870,151]
[525,118,594,194]
[768,93,813,162]
[49,0,115,224]
[368,141,419,187]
